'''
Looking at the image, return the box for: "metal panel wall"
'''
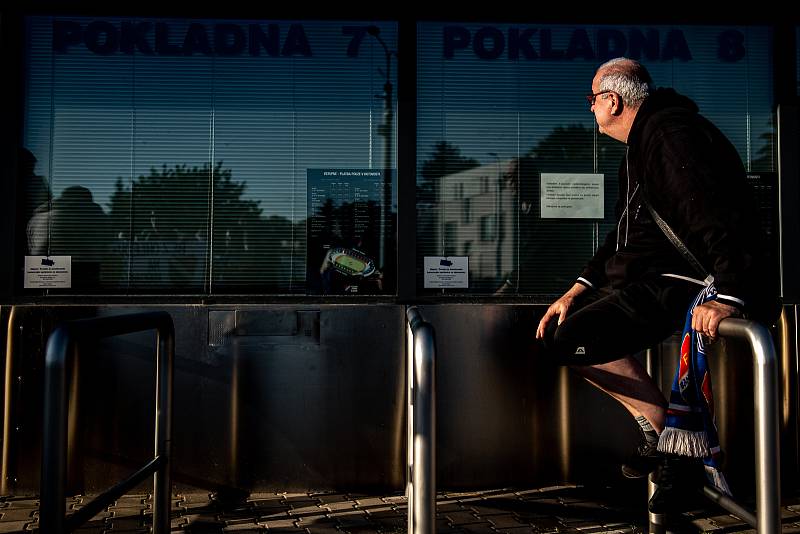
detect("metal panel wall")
[1,304,407,494]
[1,303,797,498]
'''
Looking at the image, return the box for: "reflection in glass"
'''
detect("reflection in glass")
[22,17,398,294]
[27,184,112,289]
[417,22,773,297]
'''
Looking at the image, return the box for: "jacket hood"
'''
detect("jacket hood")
[627,88,699,145]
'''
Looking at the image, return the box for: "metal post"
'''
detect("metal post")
[39,312,174,534]
[366,25,395,271]
[2,306,20,495]
[702,485,757,526]
[154,326,174,534]
[40,326,71,534]
[644,347,666,534]
[406,306,436,534]
[406,318,414,529]
[646,320,780,533]
[718,318,781,534]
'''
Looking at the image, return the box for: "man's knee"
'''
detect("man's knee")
[543,321,594,364]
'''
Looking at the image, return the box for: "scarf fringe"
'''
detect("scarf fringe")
[705,464,732,496]
[657,427,709,458]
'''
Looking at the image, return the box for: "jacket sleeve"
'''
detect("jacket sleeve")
[644,121,752,308]
[577,226,615,290]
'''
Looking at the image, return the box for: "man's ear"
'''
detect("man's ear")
[610,92,623,116]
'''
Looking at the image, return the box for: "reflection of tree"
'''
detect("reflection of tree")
[110,162,260,239]
[525,124,623,170]
[108,162,296,291]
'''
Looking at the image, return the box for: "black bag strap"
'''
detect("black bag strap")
[643,199,714,285]
[646,198,785,322]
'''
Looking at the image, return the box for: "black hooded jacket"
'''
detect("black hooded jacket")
[577,88,771,313]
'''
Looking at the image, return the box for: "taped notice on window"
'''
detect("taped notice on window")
[540,173,604,218]
[25,256,71,288]
[424,256,468,288]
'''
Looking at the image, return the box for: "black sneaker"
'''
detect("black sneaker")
[621,432,662,479]
[648,454,706,514]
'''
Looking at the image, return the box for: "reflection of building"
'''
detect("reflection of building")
[437,161,518,288]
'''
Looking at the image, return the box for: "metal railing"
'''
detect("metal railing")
[644,343,665,534]
[40,311,175,534]
[406,306,436,534]
[2,306,21,495]
[647,318,781,534]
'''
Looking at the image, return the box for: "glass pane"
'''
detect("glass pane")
[21,17,398,295]
[417,22,773,298]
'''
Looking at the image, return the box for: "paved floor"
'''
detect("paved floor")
[2,485,800,533]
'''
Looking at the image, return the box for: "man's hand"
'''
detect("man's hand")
[535,283,588,339]
[692,300,740,341]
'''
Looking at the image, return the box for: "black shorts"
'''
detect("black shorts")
[542,276,699,365]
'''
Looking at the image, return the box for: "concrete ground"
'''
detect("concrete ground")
[2,485,800,533]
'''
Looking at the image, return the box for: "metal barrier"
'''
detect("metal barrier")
[647,318,781,534]
[40,312,175,534]
[644,345,665,534]
[2,306,21,495]
[406,306,436,534]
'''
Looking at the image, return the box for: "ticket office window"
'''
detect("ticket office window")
[416,22,774,297]
[21,17,397,295]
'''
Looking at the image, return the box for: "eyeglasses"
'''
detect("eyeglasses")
[586,90,613,106]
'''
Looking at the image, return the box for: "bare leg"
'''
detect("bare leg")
[572,356,667,433]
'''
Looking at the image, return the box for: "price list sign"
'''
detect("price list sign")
[307,169,387,294]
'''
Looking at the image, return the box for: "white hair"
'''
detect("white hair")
[596,57,654,108]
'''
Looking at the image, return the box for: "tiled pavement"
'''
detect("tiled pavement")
[2,485,800,533]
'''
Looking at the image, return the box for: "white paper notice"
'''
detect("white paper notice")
[424,256,469,288]
[24,256,72,288]
[540,173,604,218]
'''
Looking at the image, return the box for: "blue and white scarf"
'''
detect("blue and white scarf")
[657,282,731,495]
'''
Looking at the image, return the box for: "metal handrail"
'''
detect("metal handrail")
[714,318,781,534]
[2,306,20,495]
[644,346,665,534]
[647,318,780,534]
[406,306,436,534]
[40,311,174,534]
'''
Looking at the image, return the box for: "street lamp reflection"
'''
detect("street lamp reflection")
[366,25,395,272]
